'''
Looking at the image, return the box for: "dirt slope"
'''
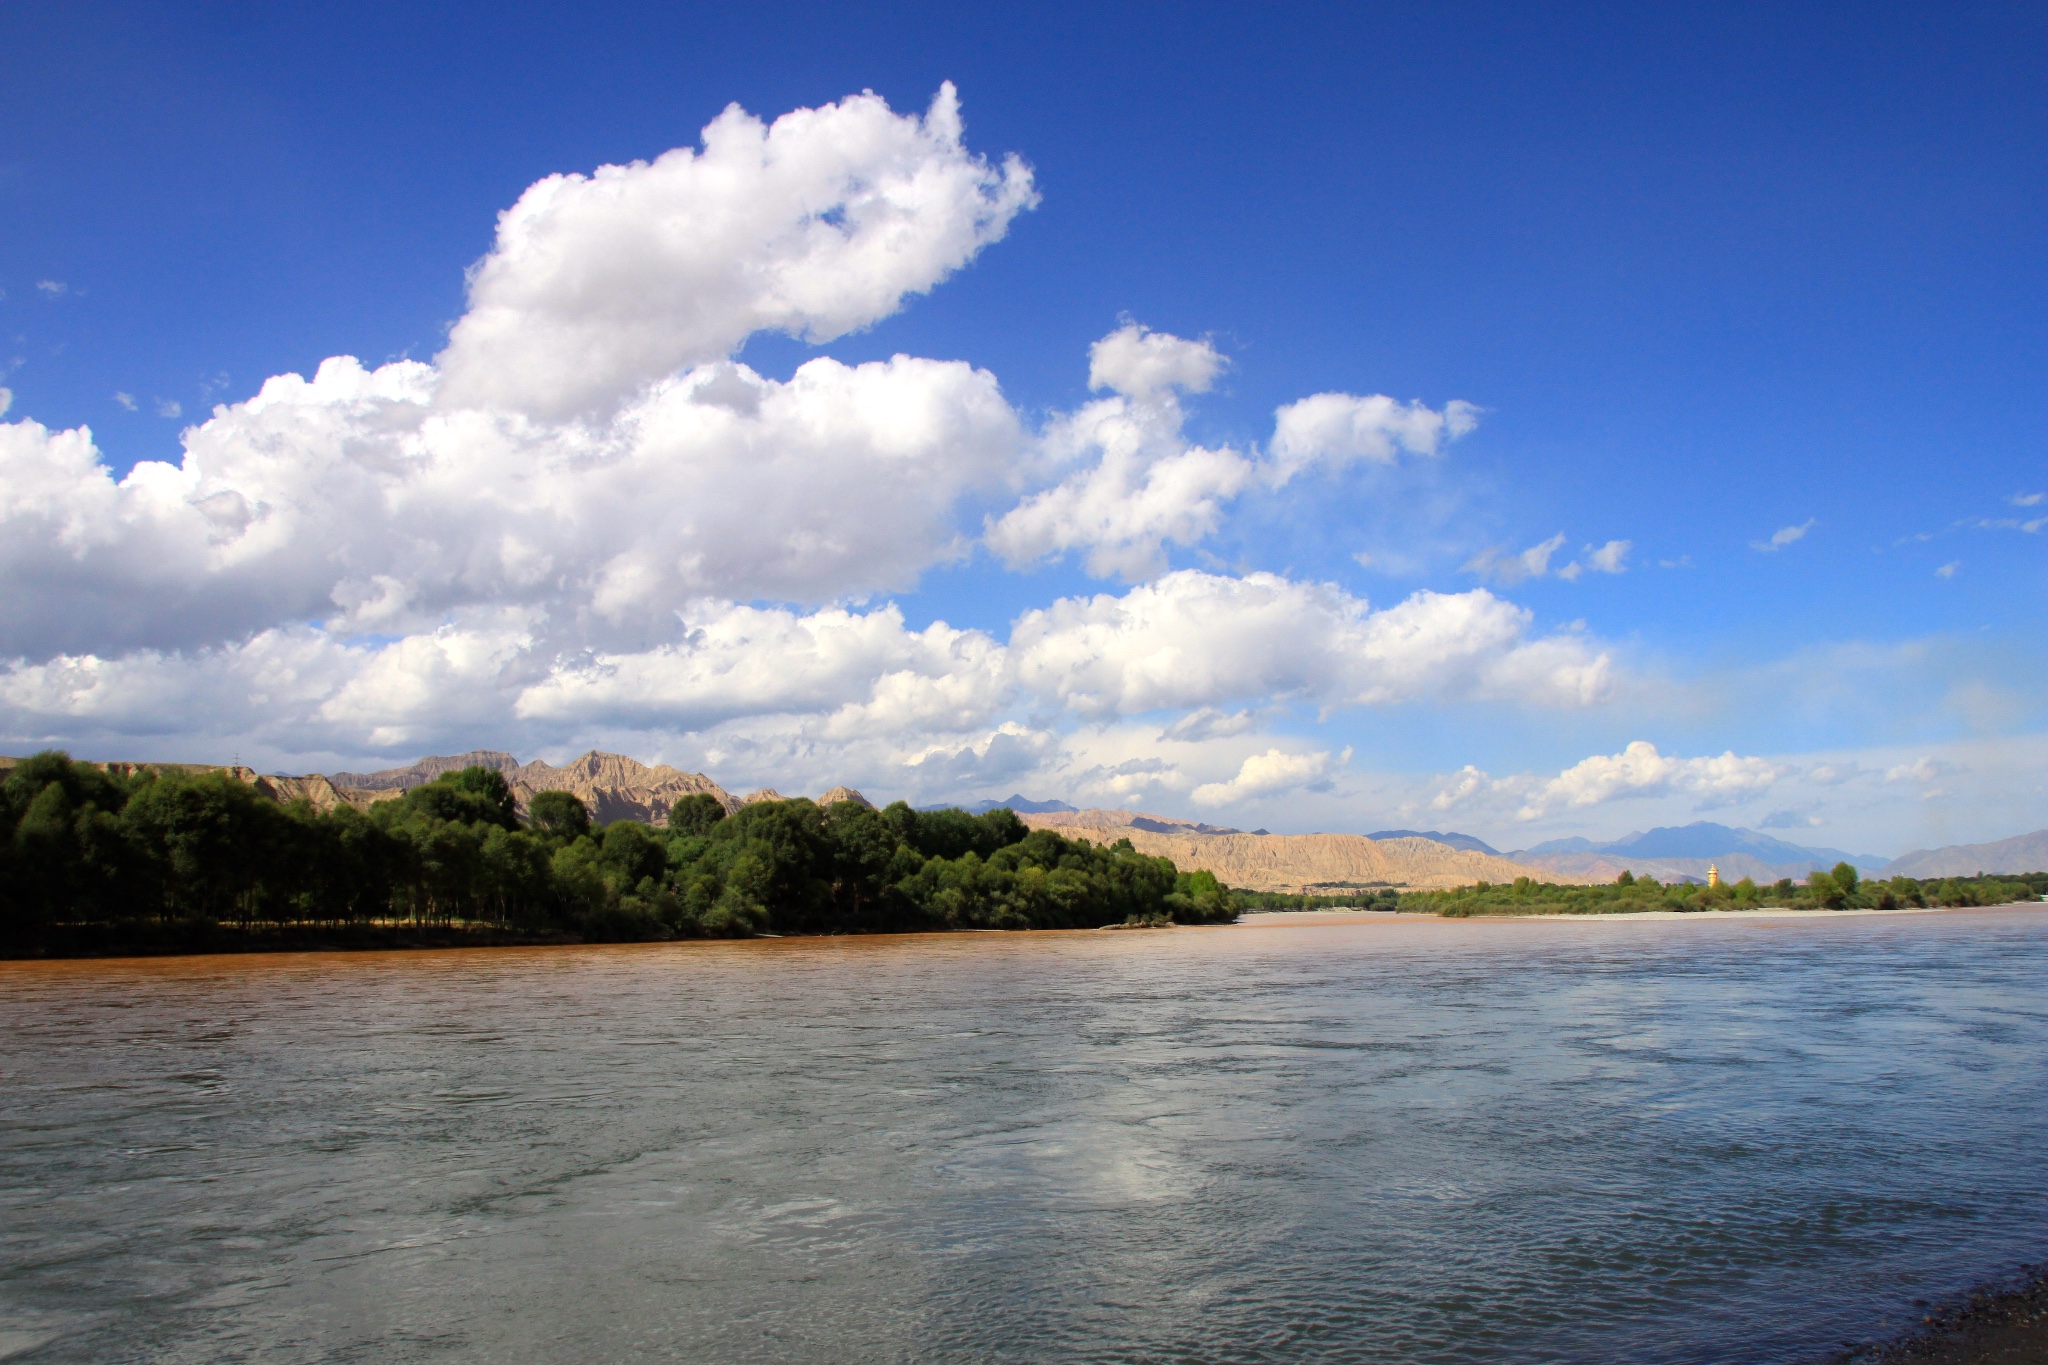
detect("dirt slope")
[1886,829,2048,879]
[1019,809,1569,892]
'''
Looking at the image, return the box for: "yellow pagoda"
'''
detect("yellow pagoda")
[1707,863,1721,888]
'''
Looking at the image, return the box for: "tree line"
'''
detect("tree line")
[0,752,1241,949]
[1407,863,2048,917]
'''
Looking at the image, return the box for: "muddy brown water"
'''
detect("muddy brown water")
[2,908,2045,1363]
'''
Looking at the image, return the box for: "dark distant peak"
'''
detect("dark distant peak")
[1129,816,1243,835]
[1604,822,1870,866]
[328,750,522,790]
[1523,835,1600,855]
[1251,828,1271,836]
[1523,821,1887,871]
[961,794,1078,815]
[1367,829,1503,856]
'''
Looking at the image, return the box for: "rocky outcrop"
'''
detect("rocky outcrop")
[1017,808,1573,893]
[816,786,873,808]
[0,756,375,813]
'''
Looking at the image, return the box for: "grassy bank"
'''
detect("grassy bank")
[1401,869,2048,917]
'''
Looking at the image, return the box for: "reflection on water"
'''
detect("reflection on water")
[2,908,2046,1363]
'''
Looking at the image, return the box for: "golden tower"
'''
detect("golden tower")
[1707,863,1721,888]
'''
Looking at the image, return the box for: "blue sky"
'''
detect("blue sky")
[1,1,2042,853]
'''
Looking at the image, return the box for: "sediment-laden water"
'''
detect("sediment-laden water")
[2,907,2045,1363]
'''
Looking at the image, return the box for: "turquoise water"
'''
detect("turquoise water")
[2,907,2045,1363]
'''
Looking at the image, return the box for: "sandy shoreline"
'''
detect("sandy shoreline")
[1237,902,2045,926]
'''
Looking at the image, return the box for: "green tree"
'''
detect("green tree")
[666,793,727,837]
[529,790,591,841]
[1807,869,1846,909]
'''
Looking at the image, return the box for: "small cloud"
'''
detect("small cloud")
[35,279,67,297]
[154,398,182,419]
[1465,532,1567,585]
[1657,555,1696,570]
[1936,561,1960,579]
[1752,518,1815,552]
[1884,756,1949,784]
[113,391,137,411]
[2011,492,2044,507]
[1758,809,1822,829]
[1583,539,1630,574]
[1351,550,1375,568]
[1160,707,1257,743]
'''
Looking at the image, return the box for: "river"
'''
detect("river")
[2,907,2045,1363]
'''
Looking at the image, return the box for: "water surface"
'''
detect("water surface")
[3,908,2045,1363]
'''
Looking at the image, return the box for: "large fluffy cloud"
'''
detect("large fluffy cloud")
[1428,740,1786,822]
[0,352,1021,657]
[1010,570,1613,716]
[1,568,1616,771]
[438,83,1036,420]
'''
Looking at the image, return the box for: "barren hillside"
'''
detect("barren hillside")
[1019,809,1569,892]
[1887,829,2048,879]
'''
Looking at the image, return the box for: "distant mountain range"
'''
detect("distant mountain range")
[1498,821,1893,886]
[1518,821,1888,869]
[955,794,1078,815]
[1886,829,2048,879]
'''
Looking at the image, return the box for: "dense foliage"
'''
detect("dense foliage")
[0,752,1239,947]
[1404,864,2048,917]
[1237,888,1403,912]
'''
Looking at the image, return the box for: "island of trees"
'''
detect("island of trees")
[0,751,1240,954]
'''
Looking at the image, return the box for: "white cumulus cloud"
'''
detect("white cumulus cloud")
[1009,569,1612,717]
[437,83,1036,420]
[990,329,1479,580]
[1430,740,1784,821]
[1191,747,1338,806]
[1086,322,1225,400]
[1269,392,1477,480]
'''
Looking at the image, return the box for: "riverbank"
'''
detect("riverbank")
[0,921,584,959]
[1235,903,2047,925]
[1842,1264,2048,1363]
[10,899,2042,959]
